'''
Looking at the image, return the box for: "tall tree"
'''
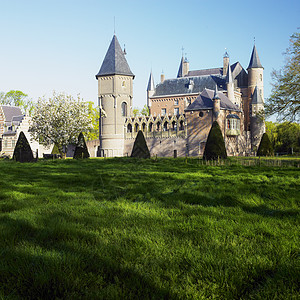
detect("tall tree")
[29,92,93,158]
[266,31,300,122]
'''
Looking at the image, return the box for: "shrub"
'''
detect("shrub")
[257,133,274,156]
[203,121,227,160]
[131,130,150,158]
[12,131,34,162]
[73,132,90,159]
[51,143,60,155]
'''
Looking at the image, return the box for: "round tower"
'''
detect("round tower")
[96,35,134,157]
[247,44,265,151]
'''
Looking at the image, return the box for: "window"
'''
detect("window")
[122,81,126,87]
[174,99,178,105]
[134,123,139,132]
[127,124,132,133]
[161,108,166,116]
[121,102,127,117]
[149,122,153,132]
[142,123,146,132]
[174,108,179,115]
[163,121,168,131]
[199,111,203,117]
[172,121,177,131]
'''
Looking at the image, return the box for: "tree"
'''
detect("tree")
[73,132,90,159]
[84,101,99,141]
[131,130,150,158]
[13,131,34,162]
[203,121,227,160]
[0,90,34,115]
[140,104,150,116]
[257,133,274,157]
[266,31,300,122]
[276,122,300,154]
[29,92,93,159]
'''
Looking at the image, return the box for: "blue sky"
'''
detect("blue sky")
[0,0,299,113]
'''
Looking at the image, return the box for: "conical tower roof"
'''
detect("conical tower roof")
[247,45,263,69]
[226,63,233,84]
[177,56,184,78]
[147,71,155,91]
[213,84,220,100]
[96,35,134,78]
[251,86,263,104]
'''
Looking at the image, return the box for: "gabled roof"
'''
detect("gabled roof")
[251,86,263,104]
[96,35,134,78]
[1,106,23,122]
[185,89,240,112]
[247,45,263,69]
[147,71,155,91]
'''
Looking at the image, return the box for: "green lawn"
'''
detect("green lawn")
[0,158,299,299]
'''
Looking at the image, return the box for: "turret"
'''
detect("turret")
[226,60,235,103]
[213,85,221,121]
[96,34,135,157]
[147,71,155,110]
[247,44,265,151]
[177,56,189,78]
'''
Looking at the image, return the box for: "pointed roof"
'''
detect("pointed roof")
[177,56,184,78]
[251,86,263,104]
[213,85,220,100]
[185,89,240,112]
[247,45,263,69]
[226,60,233,84]
[147,71,155,91]
[96,35,134,78]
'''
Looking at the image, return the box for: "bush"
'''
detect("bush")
[12,131,34,162]
[203,121,227,160]
[131,130,150,158]
[51,143,60,155]
[73,132,90,159]
[257,133,274,156]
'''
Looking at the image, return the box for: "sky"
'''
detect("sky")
[0,0,299,114]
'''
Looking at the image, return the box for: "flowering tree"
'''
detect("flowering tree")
[29,92,93,158]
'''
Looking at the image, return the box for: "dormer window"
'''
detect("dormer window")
[226,114,241,136]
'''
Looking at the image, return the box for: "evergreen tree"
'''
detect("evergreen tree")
[203,121,227,160]
[51,143,60,155]
[73,132,90,159]
[257,133,274,156]
[13,131,34,162]
[131,130,150,158]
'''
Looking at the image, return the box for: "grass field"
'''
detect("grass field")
[0,158,299,299]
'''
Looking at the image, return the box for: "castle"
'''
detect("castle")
[96,35,265,158]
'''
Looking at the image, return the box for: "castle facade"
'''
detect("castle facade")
[96,35,265,157]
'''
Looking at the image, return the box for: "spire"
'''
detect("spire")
[226,63,233,84]
[247,44,263,69]
[251,86,263,104]
[177,56,184,78]
[213,85,220,100]
[96,35,135,79]
[147,71,155,91]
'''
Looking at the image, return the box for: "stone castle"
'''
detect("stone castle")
[96,35,265,157]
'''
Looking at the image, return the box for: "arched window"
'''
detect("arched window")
[156,122,160,131]
[127,124,132,133]
[121,102,127,117]
[134,123,139,132]
[142,123,146,132]
[179,120,184,131]
[172,121,177,131]
[149,122,153,132]
[163,121,168,131]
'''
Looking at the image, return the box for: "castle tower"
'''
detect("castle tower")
[177,56,189,78]
[226,59,235,103]
[147,71,155,111]
[96,35,135,157]
[247,44,265,150]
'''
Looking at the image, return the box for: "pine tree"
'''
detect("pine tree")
[131,130,150,158]
[257,133,274,156]
[73,132,90,159]
[13,131,34,162]
[203,121,227,160]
